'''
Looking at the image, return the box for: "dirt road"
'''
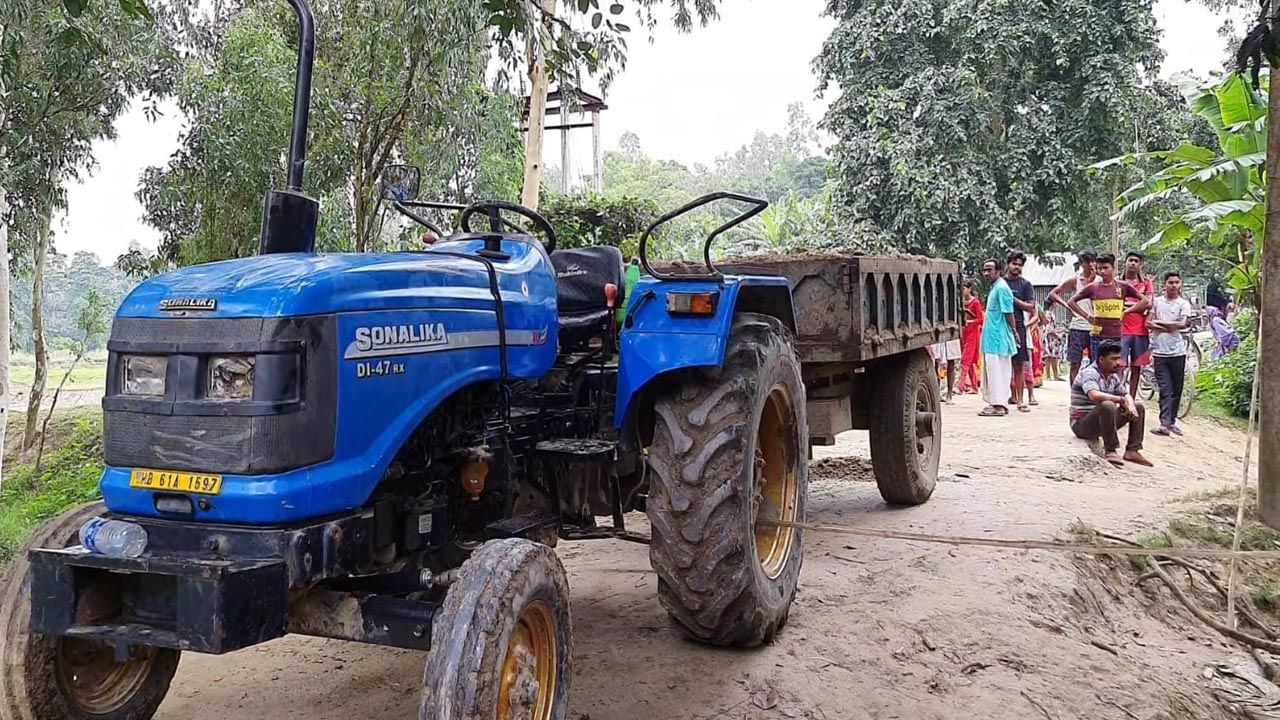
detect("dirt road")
[155,381,1256,719]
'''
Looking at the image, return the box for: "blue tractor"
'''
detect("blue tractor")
[1,2,960,718]
[1,3,802,718]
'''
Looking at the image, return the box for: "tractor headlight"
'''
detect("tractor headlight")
[208,355,256,401]
[121,355,167,396]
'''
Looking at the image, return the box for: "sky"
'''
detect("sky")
[56,0,1241,264]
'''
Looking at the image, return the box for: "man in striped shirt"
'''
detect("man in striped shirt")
[1069,341,1153,468]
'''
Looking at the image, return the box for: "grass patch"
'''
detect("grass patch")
[9,360,106,393]
[1191,396,1250,432]
[0,409,103,567]
[1179,485,1239,503]
[1116,488,1280,627]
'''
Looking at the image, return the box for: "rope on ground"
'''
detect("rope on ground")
[755,518,1280,561]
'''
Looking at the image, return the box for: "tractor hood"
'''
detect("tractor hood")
[118,242,551,319]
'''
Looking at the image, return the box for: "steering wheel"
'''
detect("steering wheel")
[458,200,558,253]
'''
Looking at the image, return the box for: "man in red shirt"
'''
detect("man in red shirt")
[1066,253,1144,364]
[1119,252,1154,397]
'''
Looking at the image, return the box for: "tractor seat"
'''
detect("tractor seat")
[549,246,625,351]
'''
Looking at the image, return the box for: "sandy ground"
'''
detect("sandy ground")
[150,380,1258,720]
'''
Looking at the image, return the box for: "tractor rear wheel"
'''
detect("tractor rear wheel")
[868,349,940,505]
[1,502,180,720]
[646,312,807,647]
[420,538,572,720]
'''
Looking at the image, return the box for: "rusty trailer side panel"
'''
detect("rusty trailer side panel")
[719,255,963,364]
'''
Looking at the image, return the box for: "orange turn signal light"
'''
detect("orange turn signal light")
[666,291,719,316]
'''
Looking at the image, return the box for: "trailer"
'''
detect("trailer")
[717,254,962,502]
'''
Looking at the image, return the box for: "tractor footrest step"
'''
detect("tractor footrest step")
[486,512,560,541]
[535,438,617,462]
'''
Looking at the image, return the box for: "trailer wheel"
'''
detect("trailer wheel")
[1,502,180,720]
[420,538,571,720]
[869,349,940,505]
[647,312,807,647]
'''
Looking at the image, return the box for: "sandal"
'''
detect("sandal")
[979,406,1007,417]
[1151,426,1171,437]
[1028,399,1039,406]
[1017,404,1031,413]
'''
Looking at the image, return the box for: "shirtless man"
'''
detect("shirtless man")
[1046,250,1098,385]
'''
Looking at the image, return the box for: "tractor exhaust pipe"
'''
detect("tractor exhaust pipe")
[283,0,314,192]
[259,0,320,255]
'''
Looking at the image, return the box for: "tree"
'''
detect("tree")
[490,0,726,210]
[35,288,110,471]
[0,0,155,477]
[1094,74,1266,306]
[1229,0,1280,528]
[816,0,1170,262]
[138,0,514,266]
[2,0,171,452]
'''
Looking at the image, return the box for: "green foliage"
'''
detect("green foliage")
[0,409,103,566]
[484,0,722,92]
[538,192,659,256]
[1097,74,1267,306]
[10,252,133,352]
[136,0,512,268]
[816,0,1178,261]
[2,0,174,271]
[1196,310,1257,417]
[592,107,838,262]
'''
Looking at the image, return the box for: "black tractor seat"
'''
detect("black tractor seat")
[549,246,625,351]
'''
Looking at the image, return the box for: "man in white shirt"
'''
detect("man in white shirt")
[1148,271,1192,436]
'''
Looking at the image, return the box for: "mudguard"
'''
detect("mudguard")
[614,274,794,426]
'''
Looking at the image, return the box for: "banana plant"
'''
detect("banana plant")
[1089,73,1266,301]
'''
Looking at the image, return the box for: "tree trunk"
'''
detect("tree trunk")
[0,180,9,473]
[520,0,557,210]
[1257,61,1280,529]
[22,208,51,451]
[354,183,368,253]
[36,348,83,472]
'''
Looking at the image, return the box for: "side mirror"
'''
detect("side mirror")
[381,164,421,202]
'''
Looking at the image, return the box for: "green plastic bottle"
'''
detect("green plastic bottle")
[619,258,642,324]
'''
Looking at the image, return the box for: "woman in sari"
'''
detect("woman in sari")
[1208,306,1240,359]
[959,280,984,393]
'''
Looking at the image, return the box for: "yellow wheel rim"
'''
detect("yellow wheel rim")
[497,600,558,720]
[754,384,801,580]
[56,638,157,715]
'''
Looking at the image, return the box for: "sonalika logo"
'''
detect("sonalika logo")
[355,323,449,352]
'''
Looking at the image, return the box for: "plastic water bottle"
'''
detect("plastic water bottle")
[79,518,148,558]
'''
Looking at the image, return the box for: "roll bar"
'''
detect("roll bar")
[636,192,768,281]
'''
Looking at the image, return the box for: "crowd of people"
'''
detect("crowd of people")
[938,249,1208,469]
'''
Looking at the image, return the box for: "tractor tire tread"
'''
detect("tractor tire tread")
[868,350,939,506]
[420,538,572,720]
[647,313,807,648]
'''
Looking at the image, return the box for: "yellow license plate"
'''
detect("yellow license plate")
[129,468,223,495]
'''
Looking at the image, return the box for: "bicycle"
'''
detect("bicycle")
[1137,334,1200,420]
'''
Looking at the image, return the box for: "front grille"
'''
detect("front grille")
[103,315,337,475]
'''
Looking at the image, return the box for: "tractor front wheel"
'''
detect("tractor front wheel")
[0,502,180,720]
[646,312,808,647]
[419,538,572,720]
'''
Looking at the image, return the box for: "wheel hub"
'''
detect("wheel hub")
[754,385,801,580]
[56,638,157,715]
[497,601,558,720]
[914,384,939,463]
